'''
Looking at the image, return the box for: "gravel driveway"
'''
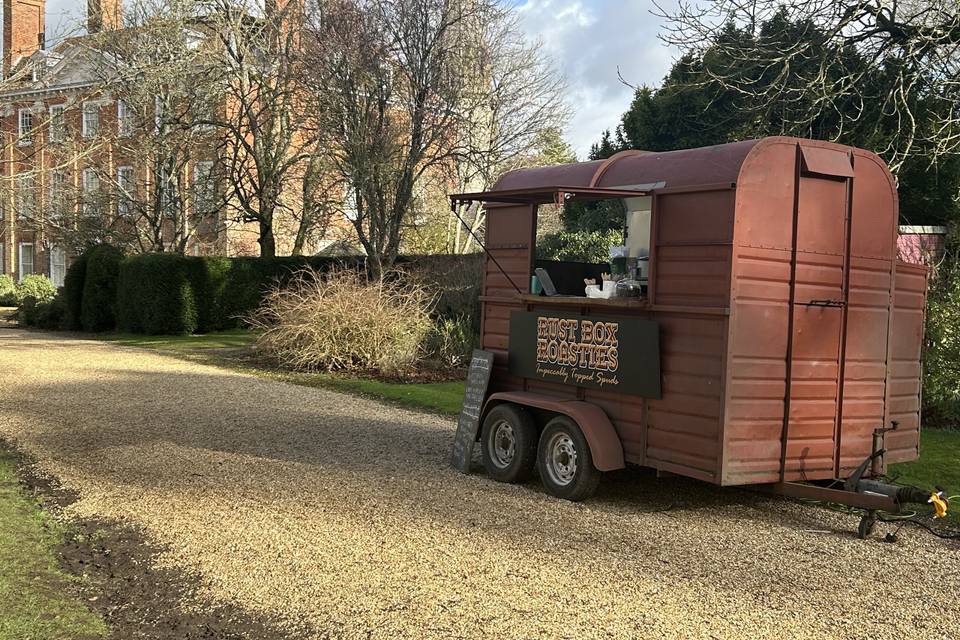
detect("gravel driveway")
[0,328,957,639]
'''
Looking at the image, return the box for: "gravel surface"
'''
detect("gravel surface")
[0,327,958,639]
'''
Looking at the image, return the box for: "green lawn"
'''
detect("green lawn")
[889,428,960,521]
[0,449,106,640]
[99,329,255,352]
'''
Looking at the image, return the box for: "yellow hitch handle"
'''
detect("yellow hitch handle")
[929,491,949,519]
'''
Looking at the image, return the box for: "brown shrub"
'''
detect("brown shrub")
[247,267,434,375]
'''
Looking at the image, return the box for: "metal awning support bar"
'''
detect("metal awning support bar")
[450,185,650,206]
[449,200,523,295]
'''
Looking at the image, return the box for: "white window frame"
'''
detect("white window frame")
[48,169,66,218]
[117,99,133,137]
[16,174,35,217]
[18,243,34,281]
[82,103,100,138]
[18,109,33,144]
[82,168,99,214]
[49,104,66,142]
[49,247,66,287]
[117,165,134,216]
[192,160,215,215]
[154,94,164,132]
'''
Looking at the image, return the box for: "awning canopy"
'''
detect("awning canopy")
[449,186,650,207]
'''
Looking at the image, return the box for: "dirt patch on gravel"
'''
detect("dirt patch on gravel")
[9,443,308,640]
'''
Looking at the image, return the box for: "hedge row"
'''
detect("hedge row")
[64,248,482,336]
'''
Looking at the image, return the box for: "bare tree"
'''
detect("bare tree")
[655,0,960,170]
[302,0,568,275]
[203,0,318,258]
[89,0,222,253]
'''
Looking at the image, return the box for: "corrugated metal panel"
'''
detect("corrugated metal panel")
[645,313,727,481]
[885,262,928,463]
[837,257,892,473]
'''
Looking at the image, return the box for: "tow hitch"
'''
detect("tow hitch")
[767,422,952,540]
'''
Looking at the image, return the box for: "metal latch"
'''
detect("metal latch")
[801,299,846,308]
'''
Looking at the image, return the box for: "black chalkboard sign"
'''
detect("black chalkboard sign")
[451,349,495,473]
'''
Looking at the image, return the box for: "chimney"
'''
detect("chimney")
[3,0,45,76]
[87,0,122,34]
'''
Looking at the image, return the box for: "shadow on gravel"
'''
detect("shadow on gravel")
[5,441,311,640]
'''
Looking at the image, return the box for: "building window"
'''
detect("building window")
[193,161,215,215]
[117,99,133,137]
[157,165,176,215]
[117,166,134,216]
[49,247,66,287]
[49,170,67,218]
[82,168,100,214]
[82,103,99,138]
[18,243,34,281]
[154,95,164,132]
[18,109,33,144]
[16,174,36,217]
[49,104,66,142]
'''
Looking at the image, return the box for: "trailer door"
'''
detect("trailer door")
[782,155,852,480]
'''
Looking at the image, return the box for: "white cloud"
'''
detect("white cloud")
[515,0,677,158]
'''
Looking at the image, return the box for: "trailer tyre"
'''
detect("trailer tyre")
[537,416,601,501]
[480,404,537,483]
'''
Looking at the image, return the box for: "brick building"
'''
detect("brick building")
[0,0,285,284]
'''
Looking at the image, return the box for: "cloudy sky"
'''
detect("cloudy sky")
[37,0,676,158]
[514,0,676,157]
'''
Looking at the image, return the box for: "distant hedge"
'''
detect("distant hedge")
[62,253,89,330]
[65,249,481,336]
[80,245,124,332]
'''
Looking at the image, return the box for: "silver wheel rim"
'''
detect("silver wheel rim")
[488,420,516,469]
[545,431,578,486]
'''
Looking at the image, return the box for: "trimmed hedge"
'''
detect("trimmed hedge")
[117,253,198,334]
[70,250,482,336]
[80,245,124,332]
[62,253,89,330]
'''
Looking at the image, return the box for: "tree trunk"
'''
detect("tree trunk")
[259,220,276,258]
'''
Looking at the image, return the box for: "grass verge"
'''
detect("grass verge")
[0,447,107,640]
[889,428,960,522]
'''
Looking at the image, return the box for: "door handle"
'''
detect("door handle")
[799,299,846,308]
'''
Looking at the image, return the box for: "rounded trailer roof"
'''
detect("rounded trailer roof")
[494,139,760,192]
[493,137,893,196]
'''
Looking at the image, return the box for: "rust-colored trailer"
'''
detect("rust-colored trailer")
[452,137,930,514]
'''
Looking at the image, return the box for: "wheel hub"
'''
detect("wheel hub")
[490,420,516,468]
[546,433,578,486]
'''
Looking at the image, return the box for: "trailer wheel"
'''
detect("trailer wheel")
[536,416,601,501]
[480,404,537,483]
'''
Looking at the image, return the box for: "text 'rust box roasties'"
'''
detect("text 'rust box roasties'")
[508,310,661,398]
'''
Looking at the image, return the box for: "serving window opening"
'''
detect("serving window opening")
[533,194,653,300]
[449,186,655,303]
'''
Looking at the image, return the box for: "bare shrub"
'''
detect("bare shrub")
[247,267,434,375]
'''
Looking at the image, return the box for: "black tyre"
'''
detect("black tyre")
[536,416,601,501]
[480,403,538,483]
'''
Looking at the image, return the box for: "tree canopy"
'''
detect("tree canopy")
[585,7,960,226]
